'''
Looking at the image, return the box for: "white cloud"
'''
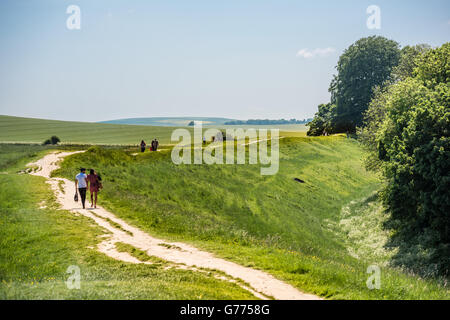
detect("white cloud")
[296,47,336,59]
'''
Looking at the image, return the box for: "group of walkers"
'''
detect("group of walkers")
[74,138,160,209]
[140,139,159,153]
[75,168,102,209]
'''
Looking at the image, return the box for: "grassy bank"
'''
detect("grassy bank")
[54,136,449,299]
[0,145,258,299]
[0,144,52,172]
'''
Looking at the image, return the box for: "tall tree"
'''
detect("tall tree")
[306,103,336,136]
[330,36,401,132]
[391,44,431,82]
[359,43,431,168]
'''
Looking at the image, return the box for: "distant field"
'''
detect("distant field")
[0,115,308,145]
[101,117,309,133]
[220,123,307,131]
[100,117,236,127]
[0,115,186,145]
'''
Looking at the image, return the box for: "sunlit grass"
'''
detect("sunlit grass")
[0,115,308,146]
[53,136,449,299]
[0,150,259,299]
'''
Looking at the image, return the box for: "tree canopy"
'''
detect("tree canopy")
[366,43,449,277]
[308,36,401,136]
[306,103,336,136]
[330,36,401,132]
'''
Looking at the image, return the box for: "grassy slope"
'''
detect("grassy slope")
[0,145,256,299]
[54,137,449,299]
[0,115,307,145]
[0,144,51,171]
[0,115,187,145]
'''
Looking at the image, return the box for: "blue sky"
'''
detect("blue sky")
[0,0,449,122]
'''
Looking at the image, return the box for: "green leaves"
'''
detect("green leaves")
[369,42,450,277]
[332,36,401,131]
[415,43,450,88]
[309,36,402,135]
[306,103,337,136]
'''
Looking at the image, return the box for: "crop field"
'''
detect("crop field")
[0,115,307,145]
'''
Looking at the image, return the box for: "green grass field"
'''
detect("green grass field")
[0,115,307,145]
[0,144,51,171]
[0,145,257,299]
[51,137,448,299]
[0,117,448,299]
[0,115,187,145]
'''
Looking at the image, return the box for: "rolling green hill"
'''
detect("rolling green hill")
[0,115,307,145]
[0,115,186,145]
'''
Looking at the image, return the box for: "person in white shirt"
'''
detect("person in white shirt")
[75,168,88,209]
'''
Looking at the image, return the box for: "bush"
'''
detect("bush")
[50,136,60,145]
[372,43,450,277]
[306,103,337,136]
[43,136,61,145]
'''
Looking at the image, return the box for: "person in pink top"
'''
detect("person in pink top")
[87,169,101,208]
